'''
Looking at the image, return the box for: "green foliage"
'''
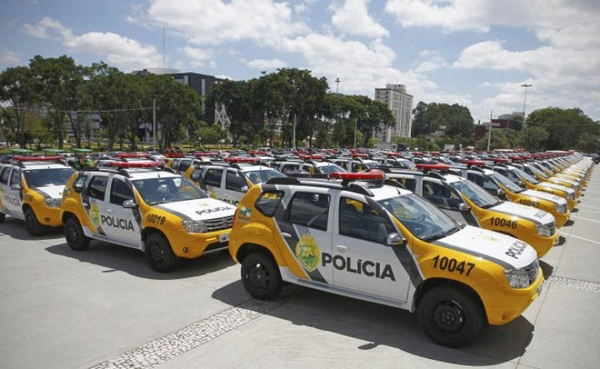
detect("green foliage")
[520,126,549,151]
[412,102,474,138]
[474,129,519,151]
[527,107,599,150]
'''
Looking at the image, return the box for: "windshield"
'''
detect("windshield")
[512,167,540,184]
[362,161,378,169]
[378,193,460,241]
[450,179,500,208]
[490,172,524,193]
[24,168,75,188]
[318,164,346,174]
[527,164,548,179]
[245,169,286,184]
[133,177,207,205]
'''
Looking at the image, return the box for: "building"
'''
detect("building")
[474,119,511,142]
[169,72,221,124]
[374,84,413,144]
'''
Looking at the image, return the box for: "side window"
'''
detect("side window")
[288,192,330,231]
[282,164,299,173]
[0,167,11,185]
[204,168,223,187]
[190,169,202,182]
[171,159,181,170]
[467,173,484,187]
[226,170,248,191]
[110,178,134,205]
[394,177,416,192]
[86,176,108,201]
[339,197,395,243]
[255,191,284,217]
[10,170,21,187]
[73,174,87,193]
[423,180,462,209]
[179,159,192,172]
[481,176,499,191]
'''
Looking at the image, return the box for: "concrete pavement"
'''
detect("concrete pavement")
[1,165,599,369]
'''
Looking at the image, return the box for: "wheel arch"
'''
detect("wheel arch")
[236,242,276,264]
[414,278,487,320]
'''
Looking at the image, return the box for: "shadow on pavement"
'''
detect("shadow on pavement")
[563,220,574,227]
[556,235,567,246]
[45,241,236,280]
[212,281,534,366]
[540,260,554,279]
[0,217,64,241]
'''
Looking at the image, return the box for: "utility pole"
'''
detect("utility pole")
[335,78,340,93]
[152,98,156,150]
[486,110,493,152]
[353,118,358,148]
[521,83,532,126]
[292,113,297,150]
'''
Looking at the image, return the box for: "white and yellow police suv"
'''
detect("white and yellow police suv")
[229,171,543,347]
[0,156,75,235]
[383,164,559,257]
[184,157,286,206]
[60,160,236,272]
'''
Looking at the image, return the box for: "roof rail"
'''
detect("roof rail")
[265,176,373,196]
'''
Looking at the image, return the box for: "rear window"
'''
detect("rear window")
[255,190,284,217]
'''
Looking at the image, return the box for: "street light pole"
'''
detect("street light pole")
[521,83,532,126]
[335,78,340,93]
[487,110,493,151]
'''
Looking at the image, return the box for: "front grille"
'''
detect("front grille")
[556,203,568,214]
[546,221,556,236]
[525,259,539,284]
[204,216,234,232]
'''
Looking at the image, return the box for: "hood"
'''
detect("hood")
[492,201,555,226]
[32,185,65,200]
[521,189,567,206]
[539,182,575,194]
[155,198,236,221]
[436,225,537,269]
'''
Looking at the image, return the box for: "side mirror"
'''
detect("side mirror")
[122,199,138,208]
[518,180,525,187]
[458,202,471,211]
[240,186,249,193]
[496,189,505,197]
[386,232,406,246]
[10,184,22,191]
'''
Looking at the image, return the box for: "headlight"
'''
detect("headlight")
[567,192,575,200]
[535,223,552,237]
[504,269,531,289]
[44,198,62,208]
[182,220,207,233]
[555,203,568,214]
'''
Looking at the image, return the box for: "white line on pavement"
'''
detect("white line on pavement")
[573,217,600,223]
[580,196,600,201]
[560,232,600,246]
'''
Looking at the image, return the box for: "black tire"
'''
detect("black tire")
[64,217,90,251]
[145,232,178,272]
[417,286,484,347]
[241,251,283,300]
[0,212,5,223]
[24,207,44,236]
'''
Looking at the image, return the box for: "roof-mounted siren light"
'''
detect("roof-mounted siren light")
[249,150,267,156]
[412,151,424,157]
[107,161,164,168]
[351,153,368,159]
[416,163,450,172]
[116,152,150,159]
[331,169,386,181]
[492,158,510,164]
[12,155,64,162]
[193,151,219,157]
[299,154,324,161]
[462,160,485,167]
[387,152,402,157]
[224,157,260,164]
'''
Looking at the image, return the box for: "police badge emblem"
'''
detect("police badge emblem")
[295,234,320,272]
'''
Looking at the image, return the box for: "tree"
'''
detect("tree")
[411,102,474,138]
[520,126,549,151]
[0,66,37,148]
[527,107,599,150]
[475,129,512,151]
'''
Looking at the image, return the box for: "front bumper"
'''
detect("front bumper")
[485,270,544,325]
[166,228,232,259]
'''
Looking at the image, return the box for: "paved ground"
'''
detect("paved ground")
[1,165,600,369]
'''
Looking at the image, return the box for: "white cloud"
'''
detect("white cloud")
[330,0,389,37]
[136,0,310,46]
[0,49,21,64]
[244,58,287,69]
[22,17,161,71]
[415,50,448,72]
[22,16,72,40]
[178,46,216,69]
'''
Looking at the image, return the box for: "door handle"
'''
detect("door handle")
[281,232,292,238]
[106,209,112,213]
[336,245,349,252]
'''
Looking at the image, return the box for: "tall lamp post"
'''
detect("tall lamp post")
[521,83,532,126]
[335,78,340,93]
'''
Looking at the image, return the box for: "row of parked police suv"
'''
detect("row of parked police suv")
[0,150,593,347]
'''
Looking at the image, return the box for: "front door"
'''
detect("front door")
[105,178,141,248]
[2,168,23,217]
[332,194,410,302]
[221,169,247,206]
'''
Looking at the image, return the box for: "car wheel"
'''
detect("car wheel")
[0,212,5,223]
[241,251,283,300]
[24,207,44,236]
[145,232,178,272]
[417,286,484,347]
[64,217,90,251]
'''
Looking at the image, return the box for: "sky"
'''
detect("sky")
[1,0,599,123]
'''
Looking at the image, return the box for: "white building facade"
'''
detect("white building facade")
[374,84,413,144]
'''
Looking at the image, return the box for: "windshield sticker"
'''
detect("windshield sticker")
[295,234,320,272]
